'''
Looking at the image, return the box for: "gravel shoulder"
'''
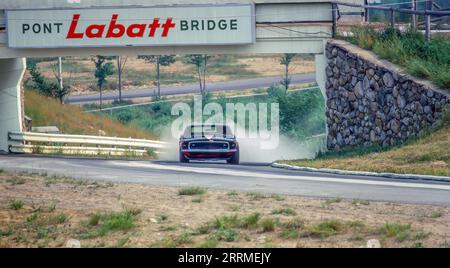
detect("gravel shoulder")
[1,171,449,248]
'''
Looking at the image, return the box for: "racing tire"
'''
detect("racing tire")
[227,151,240,165]
[179,151,189,163]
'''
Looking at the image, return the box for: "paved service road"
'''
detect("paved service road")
[66,73,316,104]
[1,155,450,206]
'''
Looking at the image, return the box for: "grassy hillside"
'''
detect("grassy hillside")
[345,27,450,90]
[24,89,156,140]
[281,113,450,176]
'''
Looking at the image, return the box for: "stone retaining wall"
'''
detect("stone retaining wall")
[325,40,449,151]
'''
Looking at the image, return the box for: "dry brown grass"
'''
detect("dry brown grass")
[24,90,155,139]
[1,171,449,248]
[282,119,450,177]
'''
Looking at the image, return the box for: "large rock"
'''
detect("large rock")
[383,72,395,87]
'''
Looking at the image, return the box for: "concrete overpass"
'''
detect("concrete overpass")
[0,0,350,153]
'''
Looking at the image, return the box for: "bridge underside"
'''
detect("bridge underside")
[0,1,338,152]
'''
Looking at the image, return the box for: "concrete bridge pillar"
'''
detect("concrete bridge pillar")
[315,51,329,148]
[0,58,25,153]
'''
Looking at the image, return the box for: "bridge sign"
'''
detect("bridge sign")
[6,4,255,48]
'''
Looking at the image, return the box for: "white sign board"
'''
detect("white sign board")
[6,4,255,48]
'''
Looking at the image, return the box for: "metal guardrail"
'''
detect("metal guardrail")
[8,132,167,156]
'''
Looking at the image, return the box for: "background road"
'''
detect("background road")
[1,155,450,206]
[66,73,316,104]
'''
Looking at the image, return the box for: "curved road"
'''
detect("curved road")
[66,73,316,104]
[1,155,450,206]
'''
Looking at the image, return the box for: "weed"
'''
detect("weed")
[158,213,168,222]
[430,211,443,218]
[209,228,238,242]
[192,198,204,203]
[6,176,26,185]
[240,213,261,229]
[377,222,412,242]
[351,199,370,206]
[272,208,296,216]
[324,197,342,206]
[301,219,345,238]
[0,227,14,237]
[178,187,207,195]
[246,192,267,200]
[260,218,276,232]
[49,213,68,225]
[271,194,285,201]
[116,237,129,248]
[8,199,24,210]
[280,229,299,239]
[81,209,141,239]
[227,191,238,197]
[197,238,219,248]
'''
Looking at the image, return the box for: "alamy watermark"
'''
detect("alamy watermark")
[171,95,280,149]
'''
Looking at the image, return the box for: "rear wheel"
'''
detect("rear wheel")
[179,151,189,163]
[227,150,239,165]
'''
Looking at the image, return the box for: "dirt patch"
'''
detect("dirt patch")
[1,171,448,248]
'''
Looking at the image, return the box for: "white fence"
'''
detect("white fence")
[8,132,167,157]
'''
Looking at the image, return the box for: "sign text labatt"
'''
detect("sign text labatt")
[6,5,255,48]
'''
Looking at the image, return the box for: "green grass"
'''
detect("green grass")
[240,213,261,229]
[272,208,297,216]
[8,199,24,210]
[197,238,220,248]
[260,218,276,232]
[178,187,207,196]
[282,112,450,176]
[6,176,26,185]
[377,222,412,242]
[191,197,204,203]
[344,27,450,90]
[351,199,370,206]
[48,213,68,225]
[80,209,141,239]
[324,197,342,206]
[25,89,156,140]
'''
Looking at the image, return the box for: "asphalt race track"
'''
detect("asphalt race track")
[1,155,450,206]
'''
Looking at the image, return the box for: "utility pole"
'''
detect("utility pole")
[58,57,63,90]
[411,0,417,29]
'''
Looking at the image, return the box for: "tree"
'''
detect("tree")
[280,53,297,92]
[116,56,128,103]
[27,58,70,103]
[138,55,176,99]
[184,54,210,97]
[92,56,115,109]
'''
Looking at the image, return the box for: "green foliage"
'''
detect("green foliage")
[345,27,450,90]
[8,199,24,210]
[178,187,207,195]
[260,218,276,232]
[26,59,70,103]
[272,208,296,216]
[280,53,297,90]
[378,222,412,241]
[81,209,141,238]
[92,56,115,91]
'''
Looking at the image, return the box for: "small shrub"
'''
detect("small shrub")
[271,194,285,201]
[280,229,299,239]
[324,197,342,205]
[158,213,168,222]
[192,198,204,203]
[240,213,261,229]
[351,199,370,206]
[378,222,412,242]
[281,217,305,230]
[272,208,296,216]
[301,219,344,238]
[178,187,207,195]
[227,191,238,197]
[260,218,276,232]
[6,176,26,185]
[210,228,238,242]
[8,199,24,210]
[430,211,443,218]
[49,213,68,225]
[198,238,219,248]
[82,209,141,238]
[246,192,267,200]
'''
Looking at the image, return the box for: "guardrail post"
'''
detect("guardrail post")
[331,3,337,38]
[425,0,432,41]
